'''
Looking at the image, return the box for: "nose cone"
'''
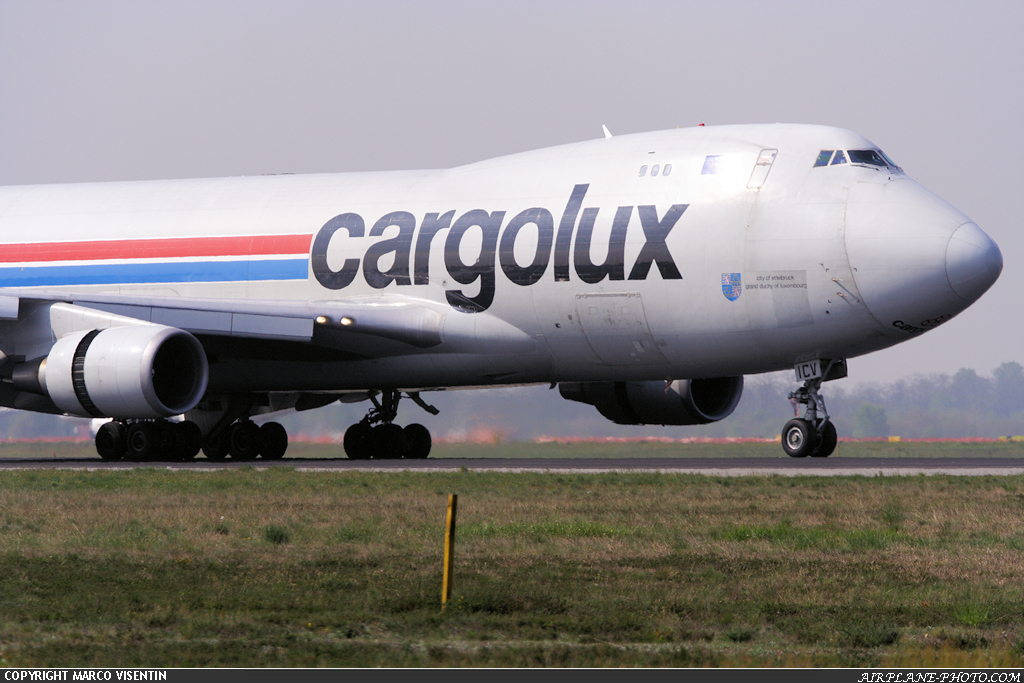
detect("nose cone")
[844,179,999,335]
[946,222,1002,302]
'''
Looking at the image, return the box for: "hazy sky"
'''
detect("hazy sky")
[1,0,1020,387]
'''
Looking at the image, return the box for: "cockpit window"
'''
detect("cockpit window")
[848,150,889,167]
[878,150,899,169]
[815,148,901,171]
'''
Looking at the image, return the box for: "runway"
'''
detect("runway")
[1,456,1023,475]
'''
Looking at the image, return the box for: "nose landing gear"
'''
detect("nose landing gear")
[343,390,437,460]
[782,360,844,458]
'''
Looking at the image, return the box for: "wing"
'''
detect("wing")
[0,286,537,416]
[0,288,446,352]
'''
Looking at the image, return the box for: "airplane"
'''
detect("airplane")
[0,124,1002,461]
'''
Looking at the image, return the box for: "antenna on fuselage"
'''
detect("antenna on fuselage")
[602,125,613,139]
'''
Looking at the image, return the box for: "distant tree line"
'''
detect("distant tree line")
[713,361,1024,439]
[2,362,1023,441]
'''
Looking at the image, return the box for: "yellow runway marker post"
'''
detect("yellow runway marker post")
[442,493,457,610]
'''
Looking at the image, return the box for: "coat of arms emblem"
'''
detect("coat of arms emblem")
[721,273,741,301]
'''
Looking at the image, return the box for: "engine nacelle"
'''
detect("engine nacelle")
[16,325,209,419]
[559,377,743,426]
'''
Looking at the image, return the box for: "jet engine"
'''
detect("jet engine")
[12,325,209,419]
[559,377,743,425]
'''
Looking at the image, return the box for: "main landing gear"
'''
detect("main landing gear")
[781,360,844,458]
[95,418,288,462]
[95,419,204,462]
[200,419,288,461]
[343,390,436,460]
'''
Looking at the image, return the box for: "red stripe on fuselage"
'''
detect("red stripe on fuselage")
[0,234,313,263]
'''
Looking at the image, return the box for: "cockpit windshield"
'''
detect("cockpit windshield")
[849,150,888,167]
[814,148,900,172]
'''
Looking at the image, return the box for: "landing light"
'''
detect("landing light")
[315,315,355,327]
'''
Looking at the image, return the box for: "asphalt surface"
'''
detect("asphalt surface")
[1,456,1023,475]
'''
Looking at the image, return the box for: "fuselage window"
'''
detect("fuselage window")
[650,164,660,176]
[639,165,648,177]
[663,164,672,176]
[831,150,847,165]
[814,150,834,167]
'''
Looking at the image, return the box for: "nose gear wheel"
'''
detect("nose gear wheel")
[783,362,841,458]
[782,418,816,458]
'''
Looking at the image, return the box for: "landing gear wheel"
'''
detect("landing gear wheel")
[345,390,440,460]
[372,423,409,459]
[152,421,176,459]
[229,421,260,460]
[782,418,817,458]
[95,422,126,461]
[202,431,229,461]
[174,421,203,461]
[125,422,155,462]
[259,422,288,460]
[343,422,374,460]
[404,423,432,459]
[811,421,837,458]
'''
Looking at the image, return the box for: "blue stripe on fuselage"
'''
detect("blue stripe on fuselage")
[0,259,309,287]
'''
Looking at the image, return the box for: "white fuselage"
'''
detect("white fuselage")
[0,124,1002,395]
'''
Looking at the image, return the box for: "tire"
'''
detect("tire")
[343,422,374,460]
[152,420,176,460]
[372,423,409,459]
[782,418,817,458]
[202,430,229,461]
[95,422,126,461]
[404,423,432,459]
[811,421,838,458]
[229,421,260,461]
[125,422,155,462]
[175,421,203,461]
[259,422,288,460]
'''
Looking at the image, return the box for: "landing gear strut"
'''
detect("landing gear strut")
[782,360,844,458]
[343,390,436,460]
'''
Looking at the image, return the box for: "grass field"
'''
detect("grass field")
[0,442,1022,666]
